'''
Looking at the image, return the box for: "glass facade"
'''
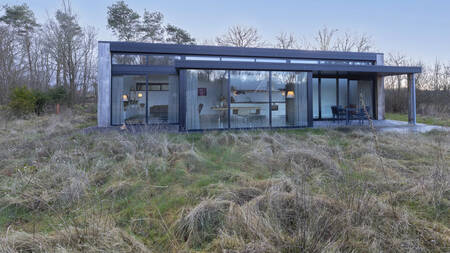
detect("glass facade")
[184,70,310,130]
[109,47,378,128]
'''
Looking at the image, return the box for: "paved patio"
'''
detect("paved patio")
[313,119,449,133]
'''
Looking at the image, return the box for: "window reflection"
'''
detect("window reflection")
[271,72,308,127]
[230,71,270,128]
[148,74,178,124]
[111,75,147,125]
[111,54,180,65]
[186,70,228,130]
[320,78,337,118]
[112,54,146,65]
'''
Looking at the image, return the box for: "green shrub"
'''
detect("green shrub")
[32,90,50,116]
[8,86,36,116]
[47,86,67,105]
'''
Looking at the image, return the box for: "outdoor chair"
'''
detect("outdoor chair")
[331,106,346,123]
[352,106,371,125]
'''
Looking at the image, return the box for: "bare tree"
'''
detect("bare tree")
[79,27,97,103]
[41,1,98,106]
[334,31,373,52]
[216,25,264,47]
[297,36,314,50]
[334,32,356,52]
[354,33,372,52]
[0,26,25,104]
[386,53,407,92]
[314,26,337,51]
[275,32,297,49]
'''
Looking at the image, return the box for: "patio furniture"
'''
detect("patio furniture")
[332,106,346,123]
[351,106,371,125]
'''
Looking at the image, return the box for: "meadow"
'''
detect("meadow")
[0,106,448,252]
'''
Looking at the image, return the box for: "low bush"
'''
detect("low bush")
[8,86,36,116]
[7,86,68,117]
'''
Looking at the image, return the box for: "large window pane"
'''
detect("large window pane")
[148,74,179,124]
[348,80,374,117]
[148,54,180,65]
[358,80,373,117]
[320,78,337,118]
[111,75,147,125]
[271,72,308,127]
[338,78,348,107]
[230,71,270,128]
[112,54,146,65]
[186,70,228,130]
[313,78,319,119]
[112,54,180,65]
[349,80,358,107]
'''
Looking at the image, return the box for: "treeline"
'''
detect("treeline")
[0,1,97,113]
[384,57,450,114]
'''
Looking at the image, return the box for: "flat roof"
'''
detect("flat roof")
[101,41,379,61]
[103,41,421,75]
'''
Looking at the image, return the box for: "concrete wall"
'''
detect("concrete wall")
[98,42,111,127]
[376,53,385,120]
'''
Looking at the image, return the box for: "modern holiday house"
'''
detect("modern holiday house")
[97,41,421,131]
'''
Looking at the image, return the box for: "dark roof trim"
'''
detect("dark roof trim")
[102,41,378,61]
[174,60,422,75]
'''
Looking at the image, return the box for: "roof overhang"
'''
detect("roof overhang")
[103,41,378,61]
[174,60,421,76]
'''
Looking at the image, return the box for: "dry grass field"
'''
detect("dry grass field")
[0,106,449,252]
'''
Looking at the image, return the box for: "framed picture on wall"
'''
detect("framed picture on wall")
[198,88,207,96]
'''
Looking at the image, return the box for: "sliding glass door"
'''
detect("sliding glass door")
[185,69,309,130]
[312,77,374,120]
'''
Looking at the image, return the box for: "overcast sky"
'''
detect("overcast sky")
[2,0,449,64]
